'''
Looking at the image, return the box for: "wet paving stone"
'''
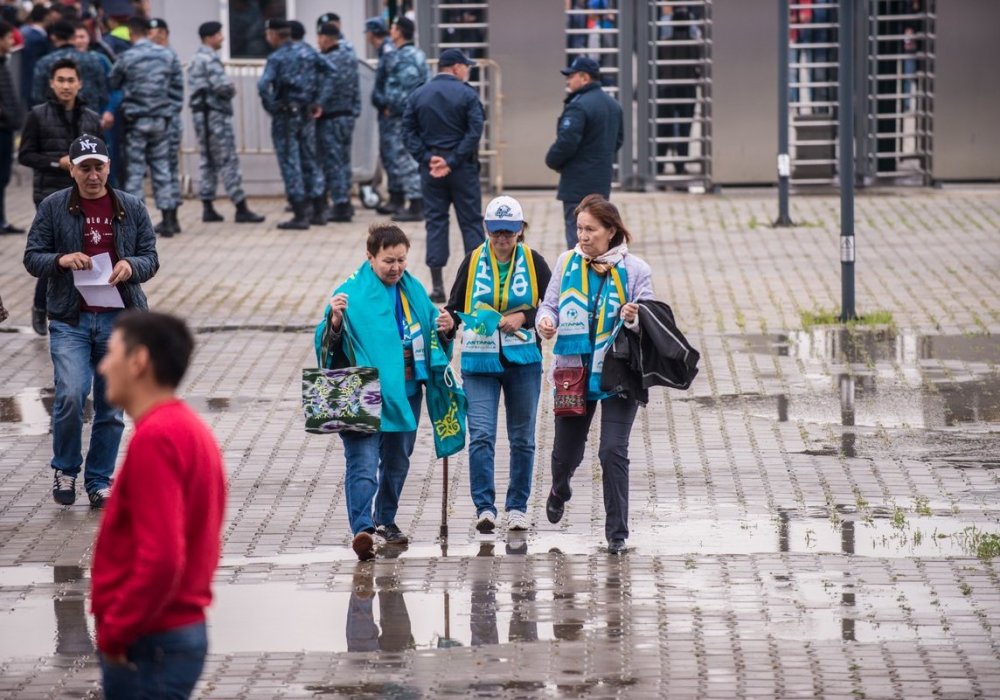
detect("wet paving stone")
[1,186,999,697]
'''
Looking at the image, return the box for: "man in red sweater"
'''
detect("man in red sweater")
[92,311,226,699]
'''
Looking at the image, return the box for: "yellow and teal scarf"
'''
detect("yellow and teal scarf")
[459,242,541,374]
[554,250,628,396]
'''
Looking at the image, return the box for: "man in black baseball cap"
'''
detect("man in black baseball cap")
[546,54,622,247]
[437,48,474,68]
[560,55,601,80]
[24,132,159,510]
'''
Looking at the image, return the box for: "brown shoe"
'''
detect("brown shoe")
[352,530,376,561]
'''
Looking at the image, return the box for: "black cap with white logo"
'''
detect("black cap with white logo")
[69,134,110,165]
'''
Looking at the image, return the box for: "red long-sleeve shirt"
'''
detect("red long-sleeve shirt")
[91,399,226,655]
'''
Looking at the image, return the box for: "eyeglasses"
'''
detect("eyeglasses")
[488,230,519,238]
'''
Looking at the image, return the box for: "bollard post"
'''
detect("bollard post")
[775,0,794,226]
[839,0,856,321]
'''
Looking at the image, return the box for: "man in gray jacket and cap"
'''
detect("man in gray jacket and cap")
[23,134,159,509]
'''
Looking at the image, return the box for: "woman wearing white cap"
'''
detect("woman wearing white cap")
[445,195,552,534]
[536,194,655,555]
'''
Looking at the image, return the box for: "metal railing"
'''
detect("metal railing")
[643,0,713,188]
[177,56,503,196]
[864,1,935,184]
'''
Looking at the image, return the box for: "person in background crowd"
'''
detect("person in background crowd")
[257,18,325,230]
[445,196,552,534]
[367,16,401,216]
[109,16,184,236]
[31,19,109,113]
[0,20,24,235]
[19,57,102,337]
[147,17,184,232]
[315,21,360,223]
[188,21,264,224]
[545,56,622,249]
[402,48,484,302]
[380,16,428,223]
[92,311,226,700]
[23,134,159,509]
[536,195,654,555]
[19,4,56,110]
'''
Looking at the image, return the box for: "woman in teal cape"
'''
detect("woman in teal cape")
[314,224,459,561]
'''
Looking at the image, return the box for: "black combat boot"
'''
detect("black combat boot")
[202,200,224,222]
[376,191,404,215]
[429,267,446,303]
[172,207,183,234]
[234,198,265,223]
[330,202,352,223]
[310,197,328,226]
[392,198,424,223]
[277,200,310,230]
[155,209,175,237]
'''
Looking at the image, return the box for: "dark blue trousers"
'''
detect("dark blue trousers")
[421,160,483,268]
[562,200,580,249]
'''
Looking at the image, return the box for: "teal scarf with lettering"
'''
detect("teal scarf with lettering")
[459,242,541,374]
[554,250,629,396]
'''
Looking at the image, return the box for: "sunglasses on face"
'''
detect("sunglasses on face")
[489,230,519,238]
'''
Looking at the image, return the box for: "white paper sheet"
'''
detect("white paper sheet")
[72,252,125,308]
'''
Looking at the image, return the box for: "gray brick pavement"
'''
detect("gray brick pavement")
[0,182,998,697]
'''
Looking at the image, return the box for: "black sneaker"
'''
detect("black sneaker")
[607,539,627,555]
[52,469,76,505]
[376,523,409,545]
[545,491,565,524]
[88,485,112,508]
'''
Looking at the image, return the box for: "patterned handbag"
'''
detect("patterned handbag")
[552,367,586,417]
[302,366,382,434]
[302,319,382,434]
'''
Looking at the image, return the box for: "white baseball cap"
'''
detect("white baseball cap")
[483,195,524,233]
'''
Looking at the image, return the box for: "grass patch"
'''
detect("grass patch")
[800,308,896,331]
[955,527,1000,560]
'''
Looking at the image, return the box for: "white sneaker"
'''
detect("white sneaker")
[475,511,497,533]
[506,510,529,531]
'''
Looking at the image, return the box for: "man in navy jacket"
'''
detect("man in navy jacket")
[545,56,623,249]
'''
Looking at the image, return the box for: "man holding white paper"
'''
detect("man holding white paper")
[24,134,159,508]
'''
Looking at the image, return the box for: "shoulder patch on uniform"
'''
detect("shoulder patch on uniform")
[561,117,572,128]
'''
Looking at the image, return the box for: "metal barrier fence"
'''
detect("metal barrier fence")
[864,0,934,184]
[178,56,503,196]
[642,0,713,188]
[565,0,622,101]
[787,0,936,186]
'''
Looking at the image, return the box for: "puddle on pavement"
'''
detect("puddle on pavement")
[0,389,267,432]
[0,387,63,436]
[695,332,1000,432]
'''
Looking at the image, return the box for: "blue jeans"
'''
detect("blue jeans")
[464,362,541,516]
[49,311,124,492]
[339,388,422,534]
[100,621,208,700]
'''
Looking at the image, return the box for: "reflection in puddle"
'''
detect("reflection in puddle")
[700,332,1000,431]
[0,387,59,435]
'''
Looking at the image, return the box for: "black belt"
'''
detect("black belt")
[319,110,353,120]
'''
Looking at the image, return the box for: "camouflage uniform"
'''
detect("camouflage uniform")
[109,38,184,210]
[258,39,325,203]
[165,46,184,206]
[317,41,360,204]
[187,44,245,203]
[380,43,428,201]
[31,46,110,111]
[371,41,398,193]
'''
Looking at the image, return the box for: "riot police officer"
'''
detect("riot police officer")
[380,17,428,222]
[257,19,325,230]
[316,22,360,223]
[188,21,264,223]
